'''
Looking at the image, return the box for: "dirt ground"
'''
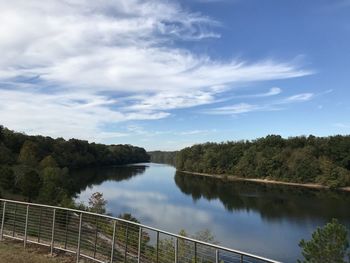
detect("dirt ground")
[0,240,77,263]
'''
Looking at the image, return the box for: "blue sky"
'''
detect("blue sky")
[0,0,349,150]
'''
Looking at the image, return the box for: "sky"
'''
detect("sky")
[0,0,349,151]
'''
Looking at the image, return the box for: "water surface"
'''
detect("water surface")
[75,163,350,263]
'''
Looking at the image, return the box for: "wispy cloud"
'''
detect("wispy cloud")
[231,87,282,99]
[261,87,282,97]
[283,93,314,102]
[0,0,312,141]
[204,92,315,115]
[178,129,217,135]
[204,103,262,115]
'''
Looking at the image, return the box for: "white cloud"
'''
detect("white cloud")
[232,87,282,99]
[264,87,282,97]
[0,0,311,140]
[204,92,315,115]
[204,103,262,115]
[283,93,314,102]
[178,129,217,135]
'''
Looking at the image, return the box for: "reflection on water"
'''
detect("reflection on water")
[75,163,350,263]
[175,172,350,222]
[71,165,148,193]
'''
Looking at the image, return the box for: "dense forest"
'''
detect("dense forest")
[0,125,149,204]
[176,135,350,188]
[148,151,177,165]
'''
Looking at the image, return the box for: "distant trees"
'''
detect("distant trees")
[298,219,350,263]
[0,125,150,205]
[148,151,177,165]
[0,125,149,170]
[176,135,350,188]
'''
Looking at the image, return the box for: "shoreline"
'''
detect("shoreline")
[179,170,350,192]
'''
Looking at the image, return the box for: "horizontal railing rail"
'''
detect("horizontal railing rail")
[0,198,281,263]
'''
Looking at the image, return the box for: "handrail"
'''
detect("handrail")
[0,198,282,263]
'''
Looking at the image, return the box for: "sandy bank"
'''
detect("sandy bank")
[179,170,350,192]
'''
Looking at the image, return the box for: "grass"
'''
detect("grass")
[0,240,76,263]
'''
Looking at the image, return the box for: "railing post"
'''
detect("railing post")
[215,249,219,263]
[124,225,129,263]
[156,231,159,263]
[110,220,117,263]
[137,227,142,263]
[93,218,98,258]
[64,211,69,249]
[194,242,197,263]
[76,213,83,263]
[38,207,42,243]
[24,205,29,248]
[0,201,6,241]
[50,209,56,255]
[174,238,178,263]
[12,204,17,237]
[240,254,244,263]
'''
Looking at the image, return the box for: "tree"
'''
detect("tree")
[193,229,219,244]
[298,218,350,263]
[19,170,42,201]
[88,192,107,214]
[39,155,58,169]
[18,140,39,167]
[38,167,67,205]
[119,213,140,223]
[0,143,15,165]
[0,166,15,191]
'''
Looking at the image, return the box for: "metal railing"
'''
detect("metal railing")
[0,199,281,263]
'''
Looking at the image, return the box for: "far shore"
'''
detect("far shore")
[179,170,350,192]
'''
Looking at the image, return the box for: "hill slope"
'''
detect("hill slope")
[176,135,350,188]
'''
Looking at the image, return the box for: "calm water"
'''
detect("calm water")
[75,163,350,263]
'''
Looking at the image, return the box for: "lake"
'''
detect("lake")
[75,163,350,263]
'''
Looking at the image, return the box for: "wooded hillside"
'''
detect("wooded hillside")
[176,135,350,188]
[0,125,149,204]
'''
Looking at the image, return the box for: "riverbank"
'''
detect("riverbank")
[179,170,350,192]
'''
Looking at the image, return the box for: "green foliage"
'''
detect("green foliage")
[38,167,68,205]
[118,213,140,223]
[1,126,149,170]
[298,219,350,263]
[0,143,15,165]
[18,140,39,167]
[88,192,107,214]
[155,229,219,263]
[39,155,58,169]
[0,125,150,205]
[193,229,219,244]
[0,166,15,191]
[19,170,42,201]
[176,135,350,188]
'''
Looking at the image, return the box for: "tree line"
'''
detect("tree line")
[175,135,350,188]
[0,125,150,204]
[148,150,177,165]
